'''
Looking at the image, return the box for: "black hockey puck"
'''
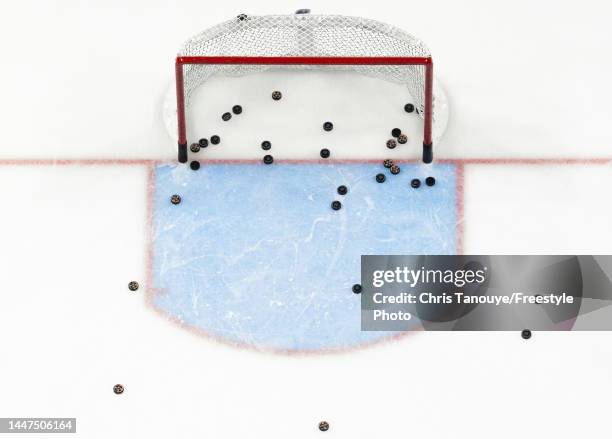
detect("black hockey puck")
[272,91,282,100]
[232,105,243,114]
[352,284,362,294]
[170,194,181,205]
[261,141,271,150]
[376,173,386,183]
[337,185,348,195]
[190,143,200,153]
[320,148,330,159]
[521,329,532,340]
[425,176,436,186]
[331,200,342,210]
[323,121,334,132]
[404,103,415,113]
[222,112,232,121]
[319,421,329,432]
[391,128,401,138]
[198,138,209,148]
[210,135,220,145]
[411,178,421,188]
[263,155,274,165]
[190,161,200,171]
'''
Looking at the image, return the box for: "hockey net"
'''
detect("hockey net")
[166,13,445,163]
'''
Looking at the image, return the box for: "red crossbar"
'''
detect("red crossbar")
[177,56,432,66]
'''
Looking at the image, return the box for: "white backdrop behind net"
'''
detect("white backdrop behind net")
[164,14,448,142]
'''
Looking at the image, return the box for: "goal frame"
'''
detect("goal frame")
[175,56,434,164]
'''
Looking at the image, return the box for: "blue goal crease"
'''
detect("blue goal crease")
[151,163,457,351]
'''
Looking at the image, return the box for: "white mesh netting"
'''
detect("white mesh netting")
[164,13,448,141]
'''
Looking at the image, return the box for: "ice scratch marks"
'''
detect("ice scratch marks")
[150,163,458,350]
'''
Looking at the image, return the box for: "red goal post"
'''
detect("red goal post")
[175,55,434,163]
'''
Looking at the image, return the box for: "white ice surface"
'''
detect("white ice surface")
[0,0,611,159]
[464,164,612,254]
[1,1,612,438]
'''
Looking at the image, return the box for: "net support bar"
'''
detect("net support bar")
[175,56,434,163]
